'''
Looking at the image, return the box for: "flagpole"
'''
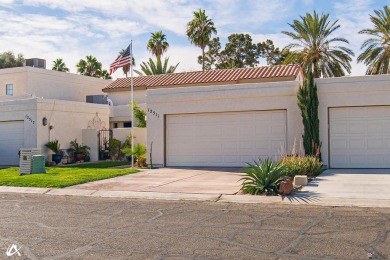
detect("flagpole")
[130,41,134,168]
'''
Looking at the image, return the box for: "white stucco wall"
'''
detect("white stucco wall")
[36,99,110,158]
[0,97,110,163]
[82,129,99,162]
[107,89,146,106]
[106,89,147,126]
[0,67,110,101]
[112,127,147,146]
[147,81,303,167]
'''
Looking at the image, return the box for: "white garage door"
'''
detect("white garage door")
[330,107,390,168]
[0,121,24,166]
[166,110,287,167]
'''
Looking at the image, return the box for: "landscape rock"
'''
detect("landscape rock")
[279,177,293,195]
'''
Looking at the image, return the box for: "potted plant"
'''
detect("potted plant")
[45,140,62,164]
[69,139,90,162]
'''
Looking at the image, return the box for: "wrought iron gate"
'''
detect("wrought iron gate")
[98,129,113,160]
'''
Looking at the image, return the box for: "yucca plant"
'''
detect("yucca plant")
[45,140,60,155]
[240,158,286,195]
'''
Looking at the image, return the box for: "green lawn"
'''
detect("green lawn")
[64,161,132,169]
[0,162,138,188]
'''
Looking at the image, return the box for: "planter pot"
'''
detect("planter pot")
[75,152,84,162]
[52,154,62,165]
[84,155,90,162]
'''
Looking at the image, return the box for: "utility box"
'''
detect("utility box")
[19,148,42,175]
[31,155,46,174]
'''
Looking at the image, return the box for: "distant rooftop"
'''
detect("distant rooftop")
[103,64,303,91]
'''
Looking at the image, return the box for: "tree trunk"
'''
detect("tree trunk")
[313,62,318,78]
[202,47,205,72]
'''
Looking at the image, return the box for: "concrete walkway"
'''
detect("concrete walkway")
[70,167,244,194]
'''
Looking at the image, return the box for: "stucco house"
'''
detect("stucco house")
[143,68,390,169]
[104,64,306,166]
[0,66,111,166]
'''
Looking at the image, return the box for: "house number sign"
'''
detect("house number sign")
[148,108,160,118]
[25,115,35,124]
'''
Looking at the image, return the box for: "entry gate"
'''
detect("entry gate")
[98,129,112,160]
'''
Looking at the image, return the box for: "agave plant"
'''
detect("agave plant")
[240,158,286,195]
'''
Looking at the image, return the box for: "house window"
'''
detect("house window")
[123,121,132,128]
[6,84,13,96]
[113,123,118,128]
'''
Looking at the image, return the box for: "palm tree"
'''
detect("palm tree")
[52,58,69,72]
[358,6,390,75]
[282,11,354,78]
[100,69,112,79]
[186,9,217,71]
[76,55,102,77]
[134,56,179,76]
[118,49,135,77]
[147,31,169,58]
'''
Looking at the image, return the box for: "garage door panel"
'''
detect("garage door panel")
[329,106,390,168]
[166,110,286,167]
[0,121,24,166]
[367,139,384,149]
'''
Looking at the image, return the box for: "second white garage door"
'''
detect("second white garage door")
[330,106,390,168]
[0,121,24,166]
[166,110,287,167]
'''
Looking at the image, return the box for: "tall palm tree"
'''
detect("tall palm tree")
[147,31,169,58]
[134,56,179,76]
[76,55,102,77]
[282,11,354,78]
[358,6,390,75]
[52,58,69,72]
[118,49,135,77]
[186,9,217,71]
[100,69,112,79]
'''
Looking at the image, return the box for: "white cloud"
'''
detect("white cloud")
[0,0,384,77]
[166,45,201,72]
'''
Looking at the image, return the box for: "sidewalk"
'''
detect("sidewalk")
[1,185,390,208]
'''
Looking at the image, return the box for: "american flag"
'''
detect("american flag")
[109,44,131,75]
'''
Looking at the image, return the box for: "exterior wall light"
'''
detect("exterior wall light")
[42,117,48,126]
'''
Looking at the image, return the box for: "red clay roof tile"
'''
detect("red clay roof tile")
[103,64,302,91]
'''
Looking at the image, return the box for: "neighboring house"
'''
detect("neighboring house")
[146,68,390,169]
[0,66,111,166]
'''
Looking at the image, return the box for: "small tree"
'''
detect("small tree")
[128,101,146,127]
[297,72,321,157]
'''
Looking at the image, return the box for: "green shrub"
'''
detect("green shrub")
[121,144,147,167]
[279,156,322,177]
[241,158,286,195]
[109,138,121,160]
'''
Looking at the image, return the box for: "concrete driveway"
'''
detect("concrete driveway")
[299,169,390,203]
[71,167,244,194]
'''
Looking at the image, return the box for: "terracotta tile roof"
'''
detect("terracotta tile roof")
[103,64,302,91]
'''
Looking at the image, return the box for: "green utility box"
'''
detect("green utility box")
[31,155,46,174]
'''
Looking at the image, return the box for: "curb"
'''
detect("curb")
[1,186,390,208]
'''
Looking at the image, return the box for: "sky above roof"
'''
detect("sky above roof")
[0,0,388,79]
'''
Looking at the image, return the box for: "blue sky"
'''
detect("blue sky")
[0,0,388,78]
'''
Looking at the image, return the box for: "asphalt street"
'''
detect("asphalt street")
[0,193,389,260]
